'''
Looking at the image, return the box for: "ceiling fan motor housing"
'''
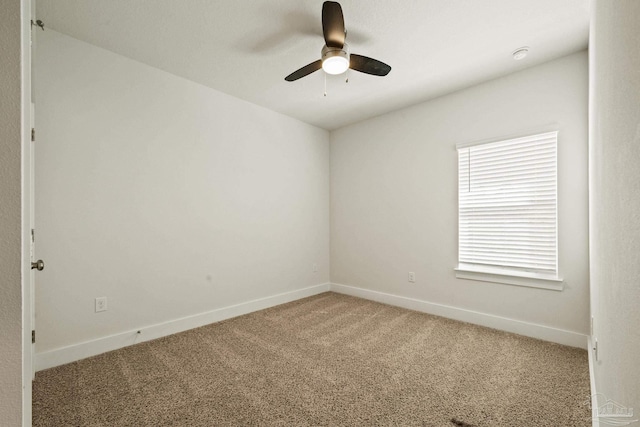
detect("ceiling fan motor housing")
[321,44,350,74]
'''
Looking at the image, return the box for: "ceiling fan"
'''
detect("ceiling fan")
[284,1,392,82]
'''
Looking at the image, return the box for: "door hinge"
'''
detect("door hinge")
[31,128,35,142]
[32,330,35,344]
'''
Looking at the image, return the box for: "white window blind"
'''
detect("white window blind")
[457,131,558,277]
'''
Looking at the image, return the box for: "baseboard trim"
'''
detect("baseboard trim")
[36,283,331,371]
[587,336,599,427]
[329,283,588,349]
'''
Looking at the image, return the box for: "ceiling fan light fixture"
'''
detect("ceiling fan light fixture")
[321,45,349,75]
[323,56,349,74]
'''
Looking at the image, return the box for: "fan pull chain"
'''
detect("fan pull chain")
[346,68,349,83]
[324,73,327,97]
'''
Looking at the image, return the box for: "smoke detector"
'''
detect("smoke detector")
[513,47,529,60]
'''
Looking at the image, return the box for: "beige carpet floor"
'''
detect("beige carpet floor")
[33,292,591,426]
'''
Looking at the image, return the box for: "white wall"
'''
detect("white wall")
[590,0,640,415]
[35,30,330,358]
[331,51,589,338]
[0,0,24,425]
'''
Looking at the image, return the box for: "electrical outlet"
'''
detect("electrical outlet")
[95,297,107,313]
[313,263,318,273]
[408,272,416,283]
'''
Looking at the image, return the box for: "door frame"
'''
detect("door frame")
[21,0,34,425]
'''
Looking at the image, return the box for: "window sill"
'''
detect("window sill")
[454,264,564,291]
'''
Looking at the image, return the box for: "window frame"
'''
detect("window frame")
[454,130,564,291]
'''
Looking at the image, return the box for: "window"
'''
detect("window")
[455,131,562,290]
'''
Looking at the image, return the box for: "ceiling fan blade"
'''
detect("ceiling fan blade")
[349,54,392,76]
[322,1,345,48]
[284,60,323,82]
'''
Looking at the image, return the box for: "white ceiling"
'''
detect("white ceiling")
[36,0,589,130]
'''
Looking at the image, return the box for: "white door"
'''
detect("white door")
[29,0,43,381]
[30,102,39,379]
[22,1,36,423]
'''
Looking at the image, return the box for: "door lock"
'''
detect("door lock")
[31,260,44,271]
